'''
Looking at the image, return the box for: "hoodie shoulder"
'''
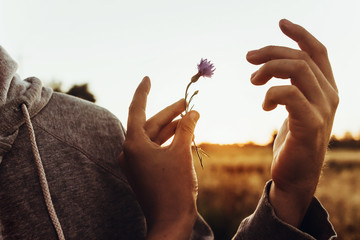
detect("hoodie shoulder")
[32,92,125,178]
[0,46,18,86]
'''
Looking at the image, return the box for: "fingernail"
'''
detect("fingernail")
[190,111,200,123]
[247,50,257,58]
[141,76,151,91]
[177,98,185,104]
[177,98,186,110]
[251,70,258,80]
[142,76,150,83]
[280,19,292,27]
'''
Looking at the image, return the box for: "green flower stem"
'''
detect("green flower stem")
[184,81,193,112]
[184,75,204,168]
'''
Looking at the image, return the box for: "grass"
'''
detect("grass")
[193,143,360,240]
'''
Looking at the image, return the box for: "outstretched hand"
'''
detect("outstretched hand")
[119,77,200,240]
[247,19,339,227]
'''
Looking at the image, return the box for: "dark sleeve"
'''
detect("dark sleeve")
[232,181,337,240]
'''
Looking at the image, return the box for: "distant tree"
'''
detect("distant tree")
[47,81,96,103]
[328,132,360,149]
[66,84,96,103]
[342,131,355,141]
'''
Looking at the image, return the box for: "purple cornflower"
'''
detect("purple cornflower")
[191,58,216,83]
[197,58,215,78]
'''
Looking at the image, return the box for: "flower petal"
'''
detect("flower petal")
[197,58,215,78]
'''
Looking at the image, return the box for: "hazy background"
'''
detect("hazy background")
[1,0,359,144]
[193,143,360,239]
[1,1,360,239]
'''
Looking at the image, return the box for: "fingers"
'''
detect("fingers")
[251,59,322,103]
[127,77,151,137]
[279,19,337,91]
[247,46,309,65]
[145,99,185,141]
[154,119,180,145]
[247,19,337,93]
[279,19,326,59]
[263,85,313,121]
[246,46,331,90]
[171,111,200,150]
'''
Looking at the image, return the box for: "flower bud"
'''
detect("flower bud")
[191,73,201,83]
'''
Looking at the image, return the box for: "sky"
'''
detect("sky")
[0,0,359,144]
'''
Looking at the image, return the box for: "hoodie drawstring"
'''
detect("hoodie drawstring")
[21,104,65,240]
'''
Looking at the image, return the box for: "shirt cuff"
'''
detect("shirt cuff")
[233,180,337,240]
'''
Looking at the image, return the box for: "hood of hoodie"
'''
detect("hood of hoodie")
[0,46,53,162]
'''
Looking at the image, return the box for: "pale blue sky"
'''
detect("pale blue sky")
[1,0,359,144]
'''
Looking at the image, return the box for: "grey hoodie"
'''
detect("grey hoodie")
[0,46,149,239]
[0,46,336,240]
[0,46,216,240]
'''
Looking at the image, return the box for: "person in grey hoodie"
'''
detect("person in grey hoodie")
[0,44,211,238]
[0,19,337,240]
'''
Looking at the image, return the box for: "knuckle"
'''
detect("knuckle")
[309,111,325,130]
[328,94,339,110]
[322,104,332,117]
[316,42,328,57]
[316,116,325,128]
[313,118,324,130]
[266,86,279,98]
[332,94,340,108]
[287,85,300,97]
[266,85,301,101]
[294,59,310,72]
[263,45,276,53]
[267,86,276,95]
[329,91,340,108]
[298,50,310,61]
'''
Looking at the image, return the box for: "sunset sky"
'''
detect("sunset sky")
[1,0,359,144]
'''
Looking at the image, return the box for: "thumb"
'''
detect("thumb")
[172,111,200,148]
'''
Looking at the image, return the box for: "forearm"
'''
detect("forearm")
[270,137,326,227]
[233,181,337,240]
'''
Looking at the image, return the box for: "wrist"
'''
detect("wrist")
[269,180,315,228]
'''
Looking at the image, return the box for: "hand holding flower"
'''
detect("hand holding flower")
[119,77,200,240]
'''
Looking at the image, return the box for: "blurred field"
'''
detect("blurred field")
[193,144,360,240]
